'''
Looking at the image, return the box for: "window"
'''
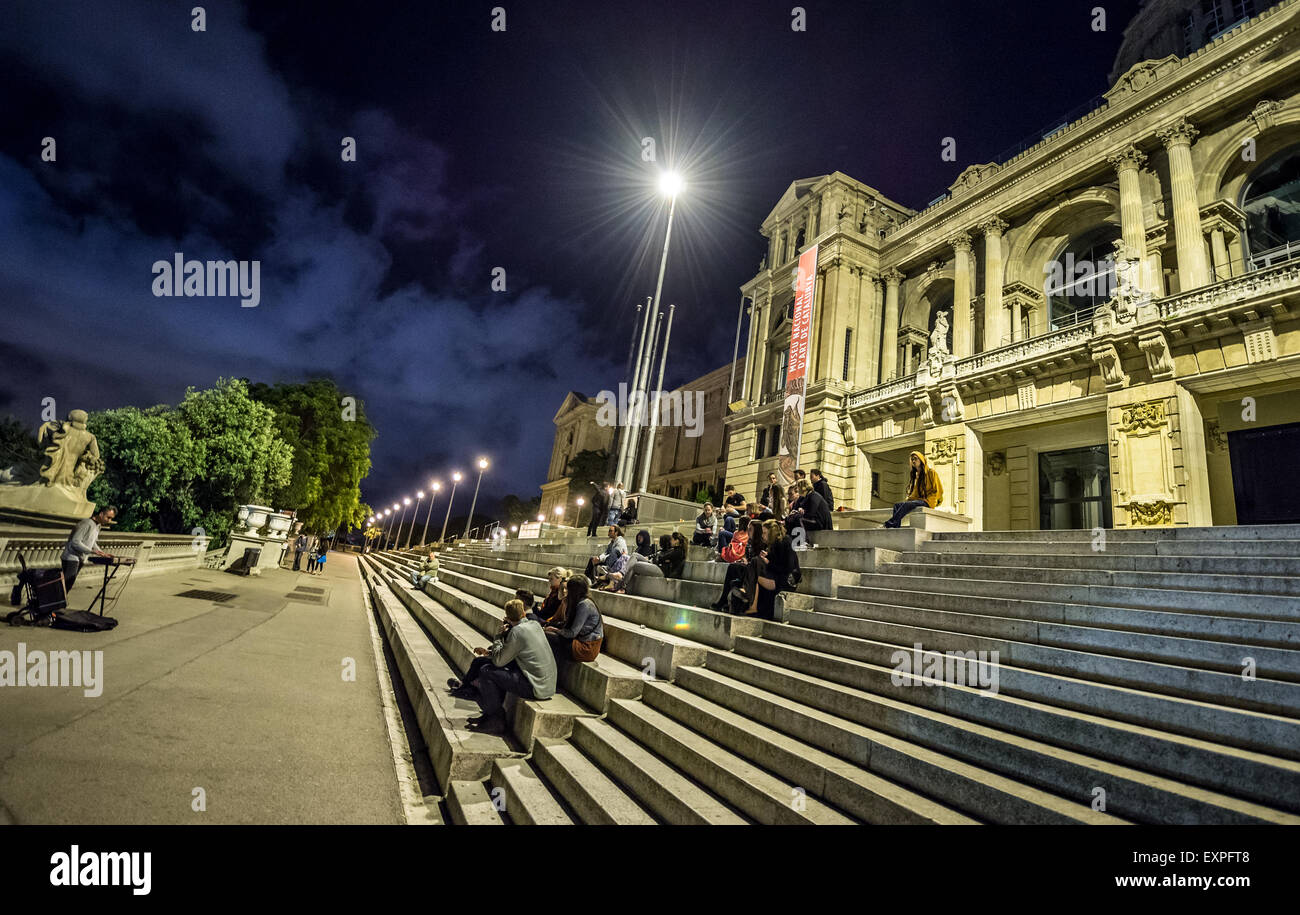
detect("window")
[871,472,880,498]
[771,424,783,457]
[1231,0,1256,21]
[1201,0,1225,40]
[1242,148,1300,264]
[842,328,853,381]
[755,427,767,460]
[1046,225,1121,330]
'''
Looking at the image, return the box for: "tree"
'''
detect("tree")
[87,378,292,546]
[248,379,376,536]
[0,414,41,477]
[565,449,609,491]
[500,494,541,527]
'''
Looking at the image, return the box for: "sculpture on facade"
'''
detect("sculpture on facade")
[929,310,951,356]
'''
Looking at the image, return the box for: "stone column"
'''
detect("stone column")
[857,271,880,387]
[950,231,973,358]
[813,265,833,381]
[981,217,1008,351]
[1158,119,1210,291]
[1108,145,1149,288]
[880,269,903,381]
[1011,298,1023,343]
[1210,227,1229,281]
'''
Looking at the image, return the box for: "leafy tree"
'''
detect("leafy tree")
[87,378,291,546]
[248,379,376,537]
[0,414,41,476]
[500,494,541,526]
[564,449,609,489]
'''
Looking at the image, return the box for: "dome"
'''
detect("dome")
[1109,0,1269,87]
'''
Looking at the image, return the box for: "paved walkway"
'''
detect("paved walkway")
[0,551,403,824]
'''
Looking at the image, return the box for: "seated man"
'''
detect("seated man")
[785,480,832,542]
[584,525,627,582]
[409,550,439,589]
[464,598,557,734]
[692,503,718,547]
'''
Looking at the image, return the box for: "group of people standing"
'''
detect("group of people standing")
[586,481,638,535]
[291,532,328,575]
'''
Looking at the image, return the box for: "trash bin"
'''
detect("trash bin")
[242,547,261,576]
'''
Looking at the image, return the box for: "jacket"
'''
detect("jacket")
[800,489,833,529]
[812,478,834,509]
[557,597,604,642]
[906,451,944,508]
[489,619,557,699]
[655,544,686,579]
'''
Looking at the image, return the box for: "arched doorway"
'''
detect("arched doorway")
[1045,225,1121,331]
[1241,147,1300,267]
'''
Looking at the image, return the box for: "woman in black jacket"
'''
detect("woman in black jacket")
[785,480,832,537]
[753,519,799,620]
[711,519,764,611]
[654,532,687,579]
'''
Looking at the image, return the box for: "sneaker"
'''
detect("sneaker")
[446,677,462,690]
[466,713,505,734]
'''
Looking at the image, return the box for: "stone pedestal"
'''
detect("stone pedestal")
[0,483,95,527]
[221,530,283,575]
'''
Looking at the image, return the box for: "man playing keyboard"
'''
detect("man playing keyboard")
[61,505,128,590]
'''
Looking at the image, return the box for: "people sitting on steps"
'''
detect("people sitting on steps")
[785,479,832,541]
[584,525,627,582]
[409,550,439,589]
[884,451,944,528]
[606,530,662,594]
[632,529,653,557]
[529,567,568,624]
[809,468,835,511]
[759,471,785,518]
[456,598,557,735]
[753,519,800,620]
[543,574,604,664]
[654,532,687,579]
[618,496,639,527]
[692,502,717,546]
[711,518,764,612]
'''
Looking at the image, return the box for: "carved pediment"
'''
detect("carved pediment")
[1104,55,1181,103]
[949,163,1000,196]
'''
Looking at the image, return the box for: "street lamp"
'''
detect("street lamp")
[554,505,565,527]
[382,507,392,550]
[405,492,424,550]
[397,497,412,551]
[440,471,463,543]
[421,480,441,548]
[463,458,489,540]
[388,503,401,550]
[576,497,585,528]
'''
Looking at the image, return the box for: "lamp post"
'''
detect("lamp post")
[638,302,677,493]
[382,508,393,550]
[388,503,401,550]
[576,497,585,529]
[421,481,441,547]
[405,492,424,550]
[463,458,489,540]
[440,471,462,543]
[397,497,411,551]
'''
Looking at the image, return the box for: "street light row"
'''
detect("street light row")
[364,457,489,551]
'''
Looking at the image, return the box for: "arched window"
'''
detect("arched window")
[1045,225,1120,330]
[1242,147,1300,263]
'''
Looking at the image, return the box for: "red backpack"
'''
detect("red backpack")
[721,530,748,563]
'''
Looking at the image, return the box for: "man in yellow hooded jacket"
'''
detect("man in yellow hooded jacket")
[883,451,943,528]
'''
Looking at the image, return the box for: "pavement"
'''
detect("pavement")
[0,550,404,824]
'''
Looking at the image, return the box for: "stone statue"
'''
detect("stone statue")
[0,408,104,521]
[929,310,951,357]
[38,409,104,492]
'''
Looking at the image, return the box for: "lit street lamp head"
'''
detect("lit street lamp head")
[477,458,489,471]
[452,471,463,483]
[403,497,411,506]
[658,170,684,198]
[417,491,424,499]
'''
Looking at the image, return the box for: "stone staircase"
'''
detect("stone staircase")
[357,523,1300,825]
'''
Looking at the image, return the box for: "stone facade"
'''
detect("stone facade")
[540,360,743,521]
[726,0,1300,529]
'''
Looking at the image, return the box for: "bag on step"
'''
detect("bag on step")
[51,610,119,632]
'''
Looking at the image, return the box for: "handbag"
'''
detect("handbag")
[571,637,602,662]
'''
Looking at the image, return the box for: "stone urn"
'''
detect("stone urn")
[244,505,274,533]
[266,512,292,540]
[236,505,251,530]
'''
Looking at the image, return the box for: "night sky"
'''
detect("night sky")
[0,0,1141,515]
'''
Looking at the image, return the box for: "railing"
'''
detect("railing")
[0,530,202,586]
[759,386,787,406]
[1160,258,1300,320]
[846,373,918,410]
[1249,239,1300,271]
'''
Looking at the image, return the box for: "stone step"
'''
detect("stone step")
[834,585,1300,654]
[427,572,647,712]
[780,605,1300,717]
[445,780,505,825]
[855,570,1298,620]
[808,528,930,551]
[530,738,657,825]
[771,610,1300,743]
[920,539,1300,558]
[488,758,573,825]
[603,698,855,824]
[643,677,1093,824]
[884,560,1300,599]
[730,636,1300,812]
[567,717,750,824]
[699,648,1300,823]
[364,557,595,751]
[436,556,764,651]
[896,548,1300,578]
[358,558,523,786]
[933,524,1300,542]
[435,560,710,678]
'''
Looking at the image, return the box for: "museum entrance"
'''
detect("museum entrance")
[1229,421,1300,524]
[1038,445,1112,530]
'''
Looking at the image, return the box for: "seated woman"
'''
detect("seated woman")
[711,518,763,611]
[618,497,639,527]
[632,529,653,558]
[609,544,663,594]
[544,574,604,662]
[883,451,944,528]
[529,567,568,624]
[692,503,717,546]
[655,532,687,579]
[752,519,800,620]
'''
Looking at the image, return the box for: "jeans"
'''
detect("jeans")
[717,529,734,552]
[606,508,621,525]
[884,499,928,528]
[410,571,436,589]
[61,559,81,592]
[292,550,303,571]
[477,665,534,715]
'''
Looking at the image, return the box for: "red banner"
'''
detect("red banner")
[777,244,817,485]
